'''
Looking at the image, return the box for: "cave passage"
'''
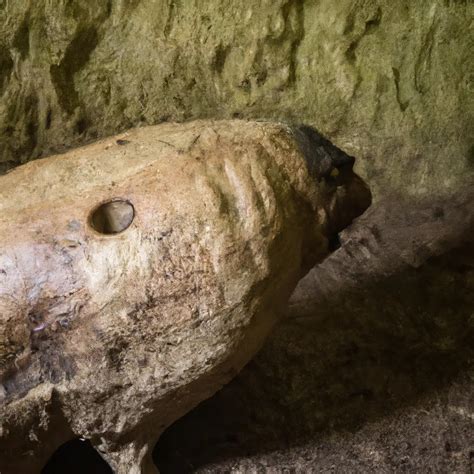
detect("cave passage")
[41,438,113,474]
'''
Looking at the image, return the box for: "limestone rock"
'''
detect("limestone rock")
[154,187,474,473]
[0,1,472,198]
[0,1,472,471]
[0,119,370,473]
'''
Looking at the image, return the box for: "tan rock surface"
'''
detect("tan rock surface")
[0,119,370,473]
[0,1,472,198]
[155,188,474,473]
[0,1,472,471]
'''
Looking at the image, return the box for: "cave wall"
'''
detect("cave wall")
[1,0,473,198]
[1,2,473,472]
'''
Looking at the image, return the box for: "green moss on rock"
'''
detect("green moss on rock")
[0,0,473,197]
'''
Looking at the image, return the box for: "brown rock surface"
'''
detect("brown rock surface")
[0,1,472,471]
[0,119,370,473]
[154,188,474,473]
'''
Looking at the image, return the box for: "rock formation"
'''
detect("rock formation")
[0,120,370,473]
[0,1,472,199]
[0,0,472,471]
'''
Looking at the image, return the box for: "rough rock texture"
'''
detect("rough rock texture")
[0,0,473,198]
[0,120,370,474]
[154,188,474,473]
[0,1,473,472]
[159,378,474,473]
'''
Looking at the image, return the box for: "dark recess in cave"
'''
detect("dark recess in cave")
[42,438,113,474]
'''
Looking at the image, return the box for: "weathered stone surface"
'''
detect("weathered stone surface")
[0,120,370,473]
[0,1,472,472]
[162,377,474,473]
[154,187,474,473]
[0,1,472,197]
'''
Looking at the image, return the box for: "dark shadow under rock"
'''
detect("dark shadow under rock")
[154,189,474,473]
[42,438,113,474]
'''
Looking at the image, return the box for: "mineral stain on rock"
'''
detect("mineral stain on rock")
[0,120,370,474]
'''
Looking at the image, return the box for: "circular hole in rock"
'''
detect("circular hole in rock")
[89,199,135,235]
[42,438,113,474]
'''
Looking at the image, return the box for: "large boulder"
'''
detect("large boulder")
[0,119,370,473]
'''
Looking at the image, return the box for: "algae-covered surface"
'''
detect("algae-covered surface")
[1,0,473,197]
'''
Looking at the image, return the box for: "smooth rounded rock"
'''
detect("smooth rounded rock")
[0,119,370,473]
